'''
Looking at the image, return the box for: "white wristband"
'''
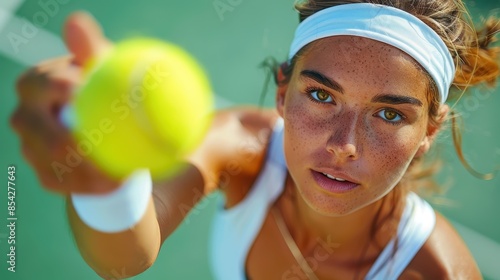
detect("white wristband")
[71,169,152,233]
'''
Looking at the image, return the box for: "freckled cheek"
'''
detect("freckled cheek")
[363,131,420,181]
[285,99,324,138]
[282,100,331,169]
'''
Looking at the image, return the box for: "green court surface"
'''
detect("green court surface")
[0,0,499,279]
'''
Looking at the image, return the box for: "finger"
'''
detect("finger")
[16,57,74,103]
[33,55,73,74]
[63,11,112,67]
[11,107,74,191]
[11,106,119,194]
[11,106,69,153]
[46,64,82,117]
[15,62,82,113]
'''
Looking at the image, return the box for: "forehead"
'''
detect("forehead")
[299,36,424,73]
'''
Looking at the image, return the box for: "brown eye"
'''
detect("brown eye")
[317,91,329,101]
[384,110,397,120]
[377,109,402,123]
[310,90,332,103]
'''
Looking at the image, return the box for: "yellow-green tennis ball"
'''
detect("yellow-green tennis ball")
[72,38,214,180]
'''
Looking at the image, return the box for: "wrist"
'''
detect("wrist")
[71,169,152,233]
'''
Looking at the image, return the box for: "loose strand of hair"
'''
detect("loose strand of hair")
[257,57,280,108]
[450,110,498,180]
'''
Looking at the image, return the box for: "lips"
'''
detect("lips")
[311,170,359,194]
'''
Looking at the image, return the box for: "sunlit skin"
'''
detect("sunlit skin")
[273,36,439,250]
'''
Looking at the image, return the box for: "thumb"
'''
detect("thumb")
[64,11,112,67]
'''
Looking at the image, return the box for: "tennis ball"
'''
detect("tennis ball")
[71,38,213,180]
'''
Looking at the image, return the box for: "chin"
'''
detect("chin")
[297,185,371,217]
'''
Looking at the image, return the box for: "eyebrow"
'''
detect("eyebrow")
[371,94,423,107]
[300,70,344,94]
[300,69,423,107]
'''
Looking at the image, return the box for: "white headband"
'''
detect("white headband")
[289,3,456,103]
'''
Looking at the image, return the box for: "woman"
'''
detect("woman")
[10,0,499,279]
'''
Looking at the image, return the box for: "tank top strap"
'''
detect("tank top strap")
[268,118,286,168]
[364,192,436,279]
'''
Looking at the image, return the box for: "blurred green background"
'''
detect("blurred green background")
[0,0,499,279]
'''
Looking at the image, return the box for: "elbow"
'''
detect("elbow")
[92,255,156,279]
[82,238,160,280]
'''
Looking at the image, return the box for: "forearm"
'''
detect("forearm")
[64,163,209,278]
[66,196,161,278]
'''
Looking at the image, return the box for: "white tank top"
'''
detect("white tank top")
[209,118,436,280]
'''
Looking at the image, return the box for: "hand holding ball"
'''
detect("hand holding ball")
[65,38,214,180]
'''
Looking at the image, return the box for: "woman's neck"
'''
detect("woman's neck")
[279,175,404,262]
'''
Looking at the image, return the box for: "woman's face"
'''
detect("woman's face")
[278,36,433,216]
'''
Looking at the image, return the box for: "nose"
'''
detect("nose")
[326,112,360,161]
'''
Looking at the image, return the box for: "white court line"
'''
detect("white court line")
[0,8,14,33]
[0,0,67,65]
[0,0,24,32]
[0,0,23,11]
[0,14,68,65]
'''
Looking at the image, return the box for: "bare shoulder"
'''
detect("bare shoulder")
[206,106,280,171]
[189,106,280,203]
[400,212,482,280]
